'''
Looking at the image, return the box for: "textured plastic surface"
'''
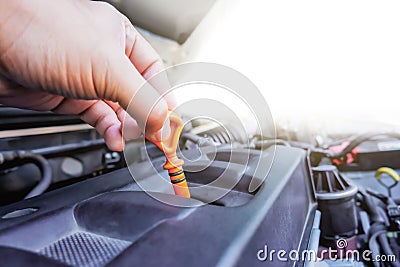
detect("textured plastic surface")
[39,232,130,267]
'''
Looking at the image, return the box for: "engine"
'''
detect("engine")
[0,107,399,267]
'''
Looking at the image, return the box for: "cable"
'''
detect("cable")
[0,151,52,199]
[378,233,400,267]
[308,132,400,165]
[333,132,400,159]
[359,189,384,224]
[361,188,400,267]
[366,188,397,206]
[0,139,106,199]
[377,206,391,227]
[20,153,52,199]
[369,230,386,267]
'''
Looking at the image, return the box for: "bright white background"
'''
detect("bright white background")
[179,0,400,135]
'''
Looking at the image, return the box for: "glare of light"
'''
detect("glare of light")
[181,0,400,133]
[173,83,258,135]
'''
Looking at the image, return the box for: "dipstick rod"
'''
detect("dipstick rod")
[146,112,190,198]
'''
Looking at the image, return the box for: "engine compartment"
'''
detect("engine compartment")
[0,108,399,267]
[0,143,314,267]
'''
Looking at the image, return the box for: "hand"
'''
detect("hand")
[0,0,176,151]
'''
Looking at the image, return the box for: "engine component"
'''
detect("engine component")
[0,146,316,267]
[145,112,190,198]
[328,132,400,171]
[375,167,400,198]
[312,165,358,241]
[0,151,52,199]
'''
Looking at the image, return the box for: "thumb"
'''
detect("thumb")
[99,52,170,141]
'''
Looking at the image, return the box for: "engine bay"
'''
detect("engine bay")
[0,107,399,267]
[0,0,399,266]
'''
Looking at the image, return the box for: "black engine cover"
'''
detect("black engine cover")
[0,146,316,267]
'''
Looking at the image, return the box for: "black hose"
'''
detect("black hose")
[0,151,52,199]
[377,206,391,227]
[361,190,384,224]
[366,188,397,206]
[19,153,52,199]
[0,139,106,199]
[361,189,400,267]
[369,230,386,267]
[378,233,400,267]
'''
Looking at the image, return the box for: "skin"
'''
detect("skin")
[0,0,176,151]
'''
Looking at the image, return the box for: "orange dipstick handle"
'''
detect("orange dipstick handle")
[146,112,190,198]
